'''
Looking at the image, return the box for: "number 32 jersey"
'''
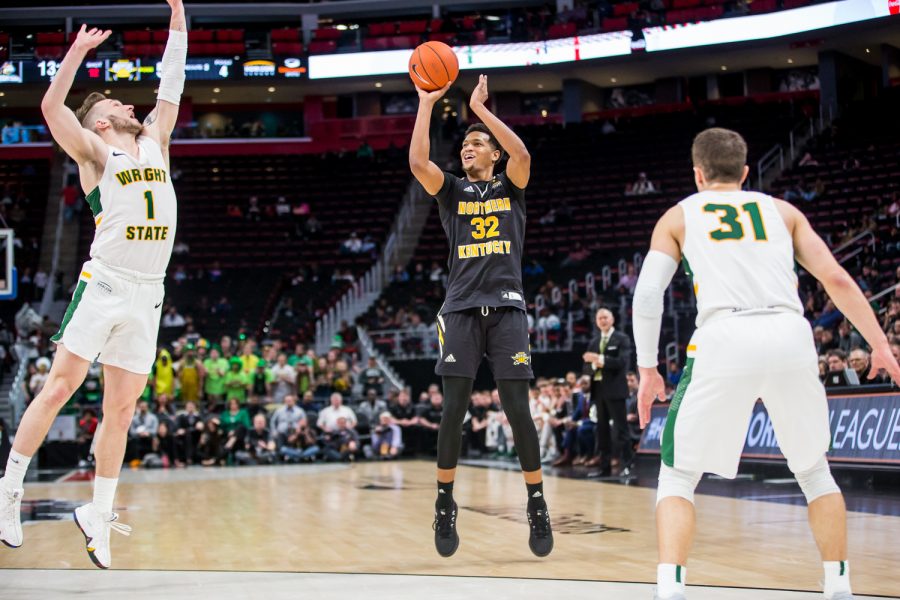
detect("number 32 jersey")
[85,135,177,276]
[679,190,802,328]
[434,171,527,314]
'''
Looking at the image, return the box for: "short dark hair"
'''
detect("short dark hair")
[826,348,847,361]
[465,123,505,161]
[691,127,747,183]
[75,92,107,130]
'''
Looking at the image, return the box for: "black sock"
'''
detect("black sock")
[436,480,454,510]
[526,481,546,511]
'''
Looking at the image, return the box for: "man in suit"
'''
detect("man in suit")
[582,308,633,474]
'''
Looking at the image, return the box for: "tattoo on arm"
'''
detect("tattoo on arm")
[143,102,159,127]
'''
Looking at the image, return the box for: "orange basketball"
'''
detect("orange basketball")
[408,41,459,91]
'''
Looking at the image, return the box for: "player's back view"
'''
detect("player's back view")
[631,128,900,600]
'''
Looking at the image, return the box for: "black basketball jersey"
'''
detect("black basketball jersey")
[433,170,527,314]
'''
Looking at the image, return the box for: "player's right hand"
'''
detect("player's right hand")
[73,24,112,51]
[415,83,451,104]
[637,366,666,430]
[869,344,900,386]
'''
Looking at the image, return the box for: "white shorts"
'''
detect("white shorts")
[51,259,165,375]
[661,311,830,478]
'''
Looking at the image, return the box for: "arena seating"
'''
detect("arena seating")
[1,159,50,281]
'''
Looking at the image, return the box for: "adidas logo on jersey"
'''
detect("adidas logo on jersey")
[463,186,475,193]
[444,354,457,363]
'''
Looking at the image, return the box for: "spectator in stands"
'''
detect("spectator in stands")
[561,241,590,267]
[246,196,262,222]
[341,232,363,254]
[389,388,417,452]
[357,140,374,160]
[368,412,403,459]
[360,357,385,395]
[174,401,204,466]
[270,394,305,447]
[154,393,177,430]
[624,371,642,447]
[415,391,443,454]
[848,348,871,383]
[77,407,98,466]
[815,326,838,355]
[813,299,843,330]
[323,416,360,462]
[129,401,159,461]
[798,151,819,168]
[618,263,638,294]
[198,417,225,466]
[304,214,323,237]
[28,357,51,400]
[175,345,203,404]
[536,307,561,332]
[221,397,251,462]
[279,417,320,463]
[248,359,273,415]
[236,414,277,465]
[269,353,296,404]
[153,349,176,400]
[61,182,79,222]
[836,320,864,353]
[391,265,410,284]
[429,261,444,282]
[275,196,291,217]
[203,346,228,410]
[626,172,657,196]
[317,392,358,432]
[224,357,250,404]
[842,155,860,172]
[148,421,177,468]
[356,388,388,435]
[824,349,860,387]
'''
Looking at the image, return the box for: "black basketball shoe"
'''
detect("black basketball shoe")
[527,505,553,557]
[433,501,459,557]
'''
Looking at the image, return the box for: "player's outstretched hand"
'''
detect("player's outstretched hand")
[470,74,489,109]
[73,24,112,51]
[637,366,666,430]
[166,0,185,10]
[869,344,900,386]
[415,83,451,105]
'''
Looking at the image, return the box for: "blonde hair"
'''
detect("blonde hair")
[74,92,107,130]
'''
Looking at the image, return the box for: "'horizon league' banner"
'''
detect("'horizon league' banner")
[639,393,900,465]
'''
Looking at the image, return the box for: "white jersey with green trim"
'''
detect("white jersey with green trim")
[678,190,803,328]
[86,135,177,276]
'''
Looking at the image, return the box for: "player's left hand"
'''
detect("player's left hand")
[637,366,666,429]
[870,344,900,386]
[470,74,489,108]
[165,0,184,9]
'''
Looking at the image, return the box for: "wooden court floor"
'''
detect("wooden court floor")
[1,460,898,597]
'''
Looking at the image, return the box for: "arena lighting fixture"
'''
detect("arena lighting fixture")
[0,92,4,97]
[537,83,544,89]
[374,82,382,87]
[787,58,794,63]
[611,77,617,83]
[267,86,276,92]
[104,89,111,94]
[336,24,348,31]
[213,87,220,93]
[308,0,891,78]
[865,48,870,52]
[721,65,728,70]
[211,98,217,103]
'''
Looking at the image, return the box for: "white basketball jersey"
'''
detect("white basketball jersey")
[679,190,802,328]
[86,135,177,276]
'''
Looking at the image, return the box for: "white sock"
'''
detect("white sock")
[657,563,686,598]
[92,476,118,514]
[823,560,851,598]
[2,450,32,489]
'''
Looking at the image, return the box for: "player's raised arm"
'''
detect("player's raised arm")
[40,25,111,167]
[632,206,683,428]
[468,74,530,189]
[409,83,450,196]
[142,0,187,165]
[778,200,900,384]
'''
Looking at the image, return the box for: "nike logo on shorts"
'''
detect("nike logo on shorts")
[154,302,162,308]
[112,152,125,157]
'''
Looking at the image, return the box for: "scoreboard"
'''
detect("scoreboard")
[0,56,306,85]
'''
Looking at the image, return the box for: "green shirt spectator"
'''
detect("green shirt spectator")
[203,348,229,397]
[224,357,249,402]
[220,403,251,434]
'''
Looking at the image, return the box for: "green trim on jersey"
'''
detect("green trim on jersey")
[85,187,102,218]
[51,279,87,343]
[662,356,694,468]
[681,255,694,286]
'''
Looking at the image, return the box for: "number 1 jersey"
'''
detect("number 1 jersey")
[85,135,177,276]
[679,190,802,328]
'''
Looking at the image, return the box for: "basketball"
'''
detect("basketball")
[408,41,459,91]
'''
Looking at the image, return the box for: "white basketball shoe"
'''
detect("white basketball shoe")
[0,485,24,548]
[73,503,132,569]
[829,593,854,599]
[654,593,685,600]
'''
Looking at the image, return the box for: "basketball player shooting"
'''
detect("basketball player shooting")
[631,128,900,600]
[0,0,186,569]
[409,74,553,558]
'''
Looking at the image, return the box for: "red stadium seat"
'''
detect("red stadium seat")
[272,41,303,56]
[36,32,65,45]
[123,30,151,43]
[152,30,169,43]
[428,33,455,44]
[308,40,337,54]
[313,28,342,41]
[398,20,428,34]
[271,28,300,42]
[188,30,214,43]
[613,2,639,16]
[35,45,64,59]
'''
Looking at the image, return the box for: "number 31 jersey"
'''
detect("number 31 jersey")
[85,135,177,276]
[679,190,802,328]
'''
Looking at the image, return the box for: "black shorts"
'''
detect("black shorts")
[435,307,533,380]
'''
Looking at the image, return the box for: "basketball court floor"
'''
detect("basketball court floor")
[1,460,898,599]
